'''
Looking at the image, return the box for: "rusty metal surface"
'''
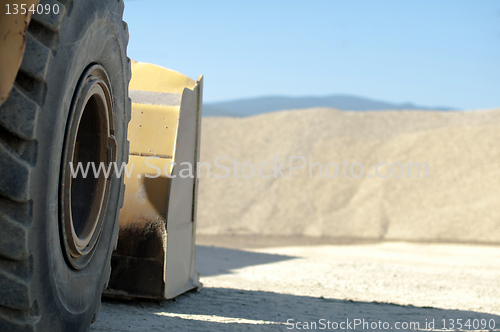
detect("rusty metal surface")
[0,0,39,106]
[107,219,167,299]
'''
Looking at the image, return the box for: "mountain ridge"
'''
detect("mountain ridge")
[203,94,457,117]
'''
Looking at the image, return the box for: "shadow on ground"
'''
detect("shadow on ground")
[94,287,500,332]
[195,245,297,277]
[93,244,500,331]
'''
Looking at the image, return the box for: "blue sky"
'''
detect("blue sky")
[123,0,499,109]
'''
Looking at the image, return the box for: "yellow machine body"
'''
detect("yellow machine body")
[0,0,39,105]
[105,61,203,299]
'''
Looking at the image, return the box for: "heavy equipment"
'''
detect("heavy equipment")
[0,1,202,331]
[105,61,202,300]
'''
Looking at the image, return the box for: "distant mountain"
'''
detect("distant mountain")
[202,94,457,117]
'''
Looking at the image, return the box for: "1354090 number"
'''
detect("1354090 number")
[442,318,496,330]
[6,3,60,15]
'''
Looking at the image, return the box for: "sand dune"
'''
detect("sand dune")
[197,108,500,243]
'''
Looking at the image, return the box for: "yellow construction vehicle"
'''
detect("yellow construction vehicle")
[105,61,202,300]
[0,1,202,331]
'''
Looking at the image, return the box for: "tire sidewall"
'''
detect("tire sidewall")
[29,0,129,329]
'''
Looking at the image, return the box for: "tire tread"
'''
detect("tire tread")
[0,0,130,330]
[0,0,63,330]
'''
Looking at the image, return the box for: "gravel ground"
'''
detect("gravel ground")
[91,240,500,331]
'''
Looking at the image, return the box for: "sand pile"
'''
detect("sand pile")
[197,108,500,243]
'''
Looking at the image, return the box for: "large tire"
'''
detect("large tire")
[0,1,130,331]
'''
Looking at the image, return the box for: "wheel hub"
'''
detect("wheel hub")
[59,64,117,270]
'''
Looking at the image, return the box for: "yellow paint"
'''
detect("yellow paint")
[120,155,173,226]
[120,61,197,226]
[0,0,39,105]
[128,103,180,158]
[130,60,196,93]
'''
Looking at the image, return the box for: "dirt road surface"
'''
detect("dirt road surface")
[92,240,500,331]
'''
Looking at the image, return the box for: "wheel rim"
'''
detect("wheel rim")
[60,64,117,270]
